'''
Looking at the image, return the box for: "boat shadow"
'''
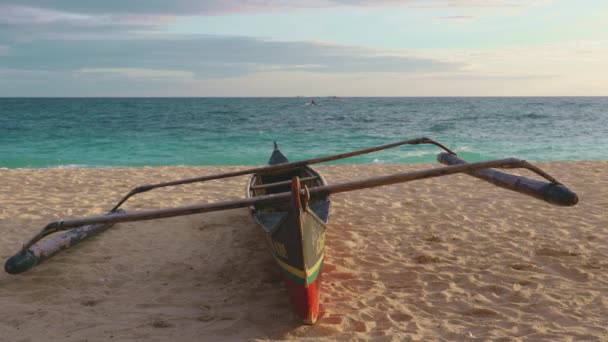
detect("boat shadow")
[0,209,312,340]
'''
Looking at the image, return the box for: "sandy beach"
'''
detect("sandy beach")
[0,162,606,341]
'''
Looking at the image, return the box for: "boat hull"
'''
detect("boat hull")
[247,146,330,324]
[281,267,322,324]
[265,205,326,324]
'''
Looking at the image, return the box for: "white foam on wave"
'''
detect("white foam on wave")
[400,150,438,157]
[25,164,116,170]
[55,164,97,169]
[455,146,474,152]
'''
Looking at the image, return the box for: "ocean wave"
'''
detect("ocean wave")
[7,164,121,170]
[400,150,441,157]
[54,164,105,169]
[428,122,455,132]
[455,146,473,153]
[514,112,550,120]
[2,97,606,167]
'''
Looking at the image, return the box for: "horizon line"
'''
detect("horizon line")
[2,95,607,99]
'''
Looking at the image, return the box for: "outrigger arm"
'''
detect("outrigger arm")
[11,156,577,261]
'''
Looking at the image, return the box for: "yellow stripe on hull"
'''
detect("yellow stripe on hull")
[272,252,324,285]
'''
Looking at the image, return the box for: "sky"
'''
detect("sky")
[0,0,606,96]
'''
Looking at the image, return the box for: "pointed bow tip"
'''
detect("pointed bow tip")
[302,316,318,325]
[4,250,36,275]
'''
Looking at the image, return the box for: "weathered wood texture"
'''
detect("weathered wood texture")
[437,152,578,206]
[5,210,125,274]
[251,175,319,190]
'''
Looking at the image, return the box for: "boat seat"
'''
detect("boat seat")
[251,175,319,190]
[254,212,287,234]
[309,202,330,223]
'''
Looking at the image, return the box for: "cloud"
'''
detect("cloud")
[0,28,465,96]
[79,68,194,80]
[2,40,607,96]
[4,0,602,97]
[0,5,174,41]
[412,0,550,8]
[1,1,549,17]
[433,15,477,22]
[0,5,90,25]
[330,0,548,8]
[0,1,550,42]
[1,34,461,78]
[413,73,559,80]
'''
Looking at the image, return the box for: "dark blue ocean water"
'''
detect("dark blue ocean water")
[0,97,606,168]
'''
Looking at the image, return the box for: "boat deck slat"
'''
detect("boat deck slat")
[251,175,320,190]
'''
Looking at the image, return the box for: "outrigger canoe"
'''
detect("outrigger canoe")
[4,137,579,325]
[247,143,330,324]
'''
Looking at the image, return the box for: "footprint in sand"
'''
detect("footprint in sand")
[509,263,540,272]
[534,248,591,281]
[482,284,510,296]
[390,312,413,322]
[462,308,502,319]
[426,281,450,293]
[422,235,442,242]
[516,279,540,290]
[413,255,440,264]
[151,319,173,328]
[197,305,215,322]
[535,247,582,258]
[80,298,101,307]
[545,262,592,282]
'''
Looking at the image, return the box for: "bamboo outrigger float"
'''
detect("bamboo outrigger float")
[4,138,578,324]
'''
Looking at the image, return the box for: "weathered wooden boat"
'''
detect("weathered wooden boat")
[246,143,330,324]
[4,137,579,325]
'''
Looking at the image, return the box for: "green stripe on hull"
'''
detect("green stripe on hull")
[306,260,323,284]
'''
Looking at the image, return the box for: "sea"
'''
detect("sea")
[1,97,606,168]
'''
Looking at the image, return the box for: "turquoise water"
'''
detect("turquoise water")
[1,97,606,168]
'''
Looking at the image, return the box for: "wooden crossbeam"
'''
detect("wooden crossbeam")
[251,176,320,190]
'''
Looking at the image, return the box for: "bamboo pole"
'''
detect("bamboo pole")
[251,175,319,190]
